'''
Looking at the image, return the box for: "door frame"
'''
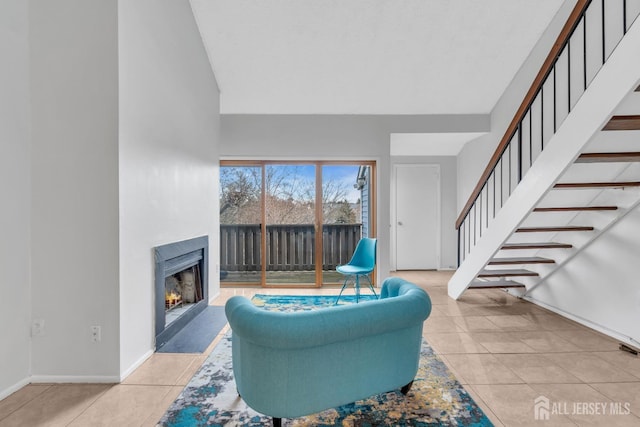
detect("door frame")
[391,163,441,271]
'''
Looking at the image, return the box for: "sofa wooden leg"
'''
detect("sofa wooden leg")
[401,380,413,395]
[273,417,282,427]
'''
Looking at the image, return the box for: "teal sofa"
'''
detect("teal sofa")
[224,277,432,426]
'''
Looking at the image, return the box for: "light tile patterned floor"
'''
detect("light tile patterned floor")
[1,270,639,426]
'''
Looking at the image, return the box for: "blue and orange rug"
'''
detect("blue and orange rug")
[158,294,493,426]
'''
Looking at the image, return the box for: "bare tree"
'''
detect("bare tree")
[265,165,315,224]
[220,167,261,224]
[220,165,358,225]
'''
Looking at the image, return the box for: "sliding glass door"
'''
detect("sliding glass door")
[219,165,262,285]
[220,161,375,287]
[321,164,372,285]
[265,164,317,286]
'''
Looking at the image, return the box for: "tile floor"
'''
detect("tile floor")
[1,271,639,426]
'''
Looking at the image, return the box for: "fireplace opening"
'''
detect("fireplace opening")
[164,264,203,328]
[154,236,209,349]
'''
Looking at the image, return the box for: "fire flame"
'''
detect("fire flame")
[165,291,181,305]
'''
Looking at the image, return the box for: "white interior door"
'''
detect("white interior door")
[395,164,440,270]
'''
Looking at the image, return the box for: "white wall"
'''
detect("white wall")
[221,114,487,278]
[118,0,221,378]
[456,0,578,213]
[528,205,640,344]
[0,0,220,394]
[0,0,31,398]
[29,0,121,380]
[390,156,458,270]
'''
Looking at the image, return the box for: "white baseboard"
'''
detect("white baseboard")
[2,349,156,396]
[0,377,31,401]
[119,349,154,382]
[523,295,640,348]
[30,375,120,384]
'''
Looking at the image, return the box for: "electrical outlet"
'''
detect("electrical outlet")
[31,319,45,337]
[90,326,101,343]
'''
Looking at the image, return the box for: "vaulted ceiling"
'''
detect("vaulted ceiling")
[191,0,568,115]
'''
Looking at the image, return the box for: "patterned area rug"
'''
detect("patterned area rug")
[251,293,378,311]
[158,294,493,426]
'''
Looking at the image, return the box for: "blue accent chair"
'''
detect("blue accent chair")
[335,237,377,304]
[225,277,432,426]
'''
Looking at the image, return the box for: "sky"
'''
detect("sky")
[274,164,362,202]
[222,164,365,202]
[323,165,362,202]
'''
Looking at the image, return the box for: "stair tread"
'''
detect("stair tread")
[489,257,555,265]
[576,152,640,163]
[555,181,640,189]
[516,226,594,232]
[478,269,539,277]
[469,280,526,289]
[534,206,618,212]
[501,242,573,249]
[603,115,640,131]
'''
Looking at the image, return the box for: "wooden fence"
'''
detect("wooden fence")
[220,224,362,271]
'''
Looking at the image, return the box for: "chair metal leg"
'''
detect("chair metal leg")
[334,276,350,305]
[363,274,378,299]
[336,274,377,305]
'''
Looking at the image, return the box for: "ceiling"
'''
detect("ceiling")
[190,0,568,115]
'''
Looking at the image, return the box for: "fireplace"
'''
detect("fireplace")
[154,236,208,349]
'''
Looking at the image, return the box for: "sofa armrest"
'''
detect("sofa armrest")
[380,276,424,299]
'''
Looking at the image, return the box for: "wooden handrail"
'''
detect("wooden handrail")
[455,0,591,229]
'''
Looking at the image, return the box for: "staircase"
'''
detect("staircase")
[473,145,640,295]
[449,0,640,300]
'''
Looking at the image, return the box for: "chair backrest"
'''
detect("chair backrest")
[349,238,376,270]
